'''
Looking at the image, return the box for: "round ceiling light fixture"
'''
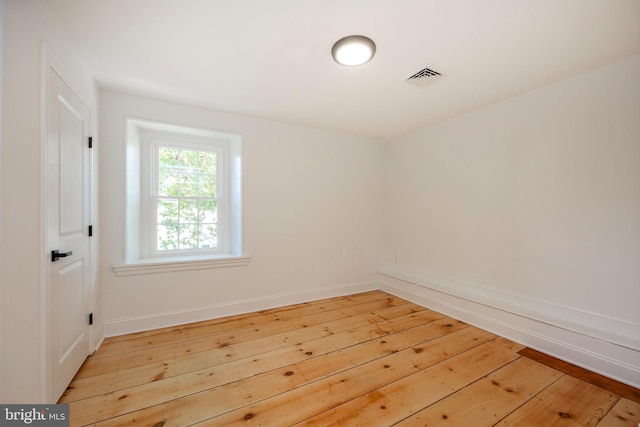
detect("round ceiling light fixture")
[331,35,376,67]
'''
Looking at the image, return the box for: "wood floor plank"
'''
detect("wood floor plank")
[62,303,430,403]
[392,357,562,426]
[101,291,386,344]
[74,297,415,379]
[61,291,632,427]
[191,336,514,427]
[67,313,457,424]
[100,291,391,349]
[495,375,618,426]
[598,398,640,426]
[78,316,476,426]
[296,337,526,427]
[94,294,408,358]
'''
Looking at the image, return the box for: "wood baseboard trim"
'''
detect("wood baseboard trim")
[518,347,640,404]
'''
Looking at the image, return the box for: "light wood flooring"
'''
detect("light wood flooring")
[60,291,640,426]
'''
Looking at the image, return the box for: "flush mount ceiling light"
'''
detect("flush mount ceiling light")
[331,35,376,66]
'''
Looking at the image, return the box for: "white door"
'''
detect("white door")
[46,65,91,401]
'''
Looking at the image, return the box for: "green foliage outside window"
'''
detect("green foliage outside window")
[156,146,218,251]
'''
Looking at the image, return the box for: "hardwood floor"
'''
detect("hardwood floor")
[60,291,640,426]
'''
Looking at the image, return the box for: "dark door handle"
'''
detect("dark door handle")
[51,250,73,262]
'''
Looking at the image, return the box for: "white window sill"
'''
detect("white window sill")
[113,254,251,277]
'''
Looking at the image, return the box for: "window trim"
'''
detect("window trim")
[113,254,250,277]
[116,118,247,276]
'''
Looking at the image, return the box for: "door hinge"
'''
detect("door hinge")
[88,136,93,148]
[88,225,93,237]
[89,312,93,325]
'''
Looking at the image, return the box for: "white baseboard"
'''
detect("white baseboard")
[104,281,377,337]
[92,335,106,355]
[378,264,640,389]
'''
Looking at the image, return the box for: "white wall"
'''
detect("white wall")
[0,0,98,403]
[100,91,385,334]
[382,55,640,385]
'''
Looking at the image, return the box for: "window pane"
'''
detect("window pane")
[179,173,198,197]
[177,149,198,173]
[159,147,181,171]
[198,151,216,175]
[158,172,179,196]
[198,199,218,223]
[157,224,179,251]
[157,199,179,225]
[179,199,198,223]
[198,174,216,198]
[198,224,217,249]
[179,224,198,249]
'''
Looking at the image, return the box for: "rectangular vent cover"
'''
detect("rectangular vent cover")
[406,67,442,86]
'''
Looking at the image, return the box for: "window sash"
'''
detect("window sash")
[148,137,225,257]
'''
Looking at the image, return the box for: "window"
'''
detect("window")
[115,119,247,276]
[150,137,223,256]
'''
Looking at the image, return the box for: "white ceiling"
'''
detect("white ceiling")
[46,0,640,139]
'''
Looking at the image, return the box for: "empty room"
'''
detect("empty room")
[1,0,639,425]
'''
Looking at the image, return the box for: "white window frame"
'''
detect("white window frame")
[143,132,228,258]
[115,119,247,276]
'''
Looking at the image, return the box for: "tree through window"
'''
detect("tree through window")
[154,145,221,252]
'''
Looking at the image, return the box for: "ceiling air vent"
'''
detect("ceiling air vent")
[406,67,442,87]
